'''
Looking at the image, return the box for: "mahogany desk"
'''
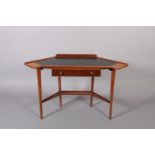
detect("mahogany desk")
[25,54,128,119]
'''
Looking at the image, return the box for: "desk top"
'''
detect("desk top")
[25,54,128,70]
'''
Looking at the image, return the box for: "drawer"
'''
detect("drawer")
[52,70,101,76]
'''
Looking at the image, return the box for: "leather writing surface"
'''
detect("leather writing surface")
[37,58,116,67]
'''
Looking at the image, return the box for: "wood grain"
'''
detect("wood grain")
[56,54,97,59]
[37,68,43,119]
[109,69,116,119]
[52,70,101,76]
[90,77,94,107]
[25,62,41,69]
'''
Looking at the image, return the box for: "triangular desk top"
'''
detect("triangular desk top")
[25,54,128,70]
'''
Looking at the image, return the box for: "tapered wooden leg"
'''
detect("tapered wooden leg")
[90,76,94,107]
[58,76,62,107]
[37,68,43,119]
[109,69,116,119]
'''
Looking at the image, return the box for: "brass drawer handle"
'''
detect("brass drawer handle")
[90,71,93,75]
[59,71,62,75]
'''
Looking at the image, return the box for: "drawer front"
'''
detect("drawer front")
[52,70,101,76]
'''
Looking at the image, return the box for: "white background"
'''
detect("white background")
[0,27,155,129]
[0,0,155,155]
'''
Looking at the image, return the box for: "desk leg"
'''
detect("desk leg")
[90,77,94,107]
[58,76,62,107]
[109,69,116,119]
[37,68,43,119]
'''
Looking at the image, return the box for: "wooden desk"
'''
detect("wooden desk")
[25,54,128,119]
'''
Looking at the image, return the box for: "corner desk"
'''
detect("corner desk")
[25,54,128,119]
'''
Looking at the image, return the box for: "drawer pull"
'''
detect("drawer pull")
[90,71,93,75]
[59,71,62,75]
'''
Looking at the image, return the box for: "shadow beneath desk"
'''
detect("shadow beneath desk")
[81,97,109,119]
[93,104,109,119]
[81,93,155,120]
[90,95,155,120]
[112,96,155,119]
[43,97,81,119]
